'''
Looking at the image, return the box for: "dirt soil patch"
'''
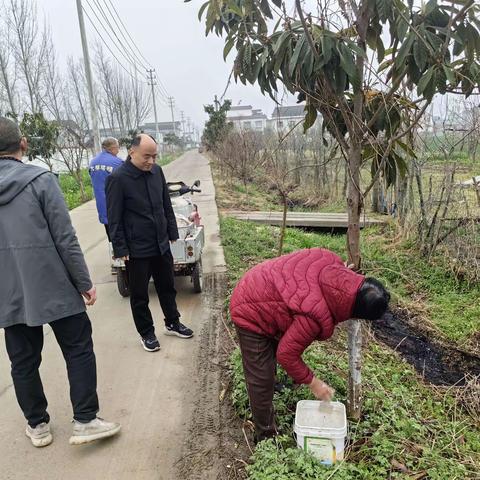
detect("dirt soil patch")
[372,309,480,385]
[176,272,249,480]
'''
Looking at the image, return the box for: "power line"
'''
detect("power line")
[154,85,170,106]
[105,0,155,70]
[157,80,171,100]
[92,0,150,71]
[153,77,170,100]
[81,5,147,85]
[83,0,147,81]
[87,0,172,102]
[102,0,172,98]
[147,69,160,143]
[90,0,143,68]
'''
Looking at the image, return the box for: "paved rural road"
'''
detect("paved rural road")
[0,151,226,480]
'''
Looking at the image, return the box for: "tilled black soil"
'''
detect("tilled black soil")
[372,310,480,386]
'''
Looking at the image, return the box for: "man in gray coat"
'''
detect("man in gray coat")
[0,117,120,447]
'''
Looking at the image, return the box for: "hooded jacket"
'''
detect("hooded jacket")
[0,159,92,328]
[230,248,365,385]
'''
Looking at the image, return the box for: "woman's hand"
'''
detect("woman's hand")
[309,377,335,401]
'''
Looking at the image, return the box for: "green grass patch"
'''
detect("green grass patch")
[221,217,480,479]
[58,169,93,210]
[220,217,480,344]
[157,153,179,167]
[231,340,479,479]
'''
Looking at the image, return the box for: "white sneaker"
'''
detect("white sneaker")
[26,422,53,448]
[69,417,121,445]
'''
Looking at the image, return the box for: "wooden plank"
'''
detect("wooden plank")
[225,211,386,228]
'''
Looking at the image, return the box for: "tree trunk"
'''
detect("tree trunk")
[278,192,288,256]
[348,317,362,415]
[314,162,321,191]
[333,159,340,199]
[396,173,408,224]
[74,169,87,202]
[371,180,380,213]
[322,163,329,198]
[415,162,427,245]
[342,162,348,198]
[346,144,363,420]
[346,9,367,416]
[0,59,17,118]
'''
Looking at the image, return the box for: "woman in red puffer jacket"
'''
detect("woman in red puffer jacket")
[230,248,390,442]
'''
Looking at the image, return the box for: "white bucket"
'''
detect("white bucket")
[294,400,347,465]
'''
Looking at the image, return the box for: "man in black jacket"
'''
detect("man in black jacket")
[106,134,193,352]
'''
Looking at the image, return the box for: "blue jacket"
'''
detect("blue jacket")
[89,151,123,224]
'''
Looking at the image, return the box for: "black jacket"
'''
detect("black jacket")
[105,160,178,258]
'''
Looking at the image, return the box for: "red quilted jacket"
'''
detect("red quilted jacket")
[230,248,365,385]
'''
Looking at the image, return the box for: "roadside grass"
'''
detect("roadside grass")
[221,217,480,347]
[157,152,179,167]
[212,166,280,212]
[58,152,179,210]
[221,217,480,479]
[58,169,93,210]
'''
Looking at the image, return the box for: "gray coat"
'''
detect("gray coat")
[0,159,92,328]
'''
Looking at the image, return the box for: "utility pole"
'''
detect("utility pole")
[168,97,176,136]
[180,111,186,142]
[214,94,219,112]
[75,0,101,153]
[187,117,192,145]
[146,69,160,143]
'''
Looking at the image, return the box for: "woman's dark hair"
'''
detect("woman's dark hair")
[352,277,390,320]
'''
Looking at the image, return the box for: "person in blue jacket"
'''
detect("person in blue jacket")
[89,137,123,241]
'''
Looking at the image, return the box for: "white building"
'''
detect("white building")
[269,105,306,132]
[227,105,268,132]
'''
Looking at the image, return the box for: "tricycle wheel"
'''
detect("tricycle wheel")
[192,259,203,293]
[117,268,130,297]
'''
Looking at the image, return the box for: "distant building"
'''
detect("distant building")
[98,127,123,139]
[269,105,305,131]
[139,121,182,143]
[227,105,268,132]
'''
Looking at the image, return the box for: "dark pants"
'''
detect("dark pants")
[127,252,180,338]
[235,326,279,442]
[104,224,111,242]
[4,312,99,428]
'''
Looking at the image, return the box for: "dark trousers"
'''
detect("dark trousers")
[104,224,111,242]
[235,326,279,442]
[4,312,99,428]
[127,252,180,338]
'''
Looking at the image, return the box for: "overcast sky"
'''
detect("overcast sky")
[37,0,294,130]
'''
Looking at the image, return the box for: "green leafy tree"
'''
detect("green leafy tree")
[188,0,480,418]
[20,112,59,171]
[164,132,185,148]
[119,129,139,149]
[202,98,232,151]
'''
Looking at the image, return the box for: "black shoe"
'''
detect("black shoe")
[140,335,160,352]
[164,321,194,339]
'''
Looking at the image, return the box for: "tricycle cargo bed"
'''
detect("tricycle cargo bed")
[170,225,204,264]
